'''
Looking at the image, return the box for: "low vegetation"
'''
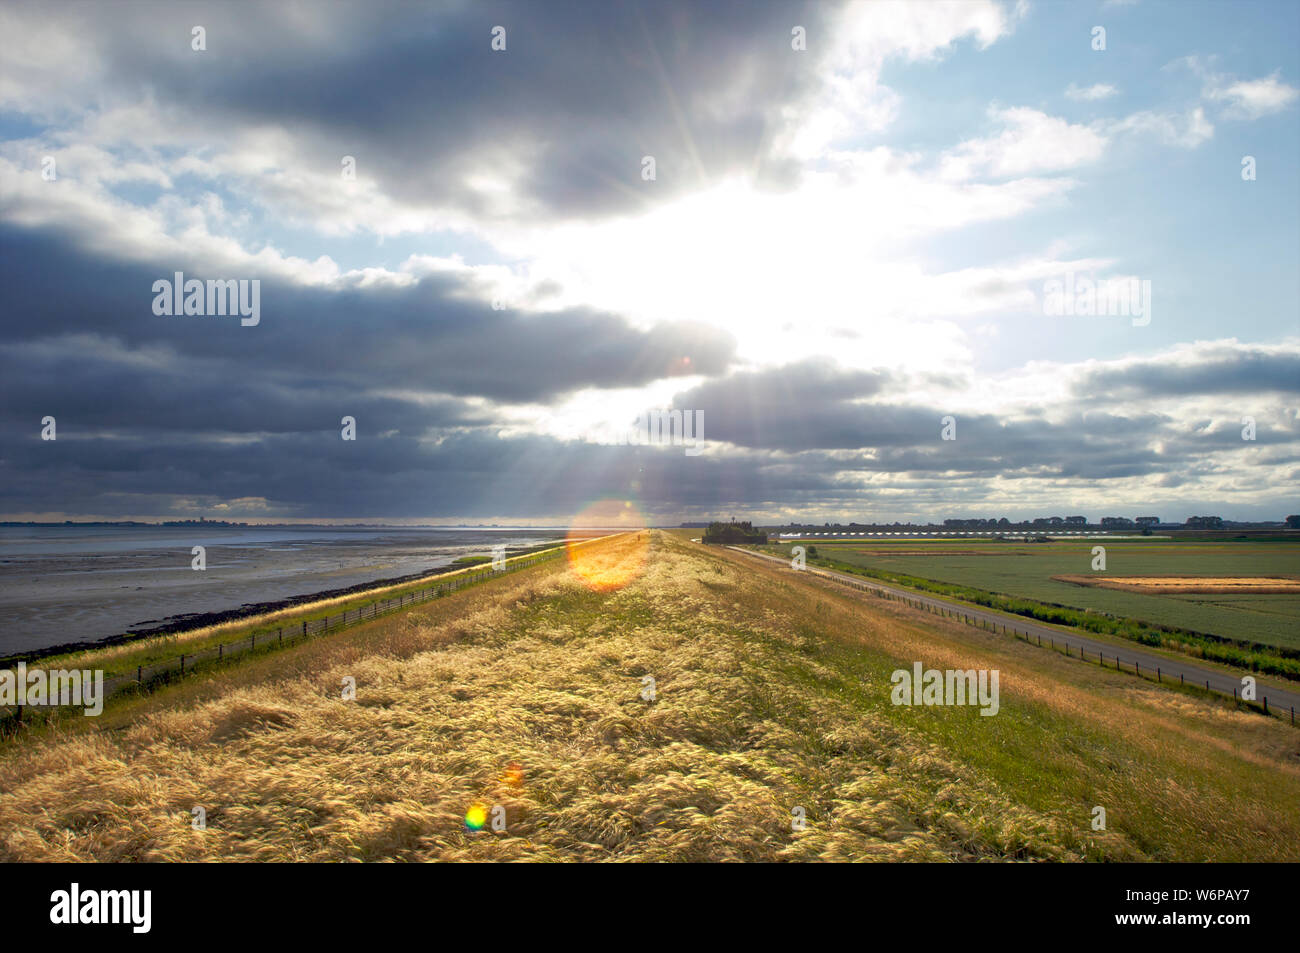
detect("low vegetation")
[762,544,1300,680]
[701,520,767,544]
[1,532,1296,862]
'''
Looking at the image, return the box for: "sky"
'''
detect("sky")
[1,0,1297,526]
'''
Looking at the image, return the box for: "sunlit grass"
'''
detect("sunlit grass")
[0,532,1296,862]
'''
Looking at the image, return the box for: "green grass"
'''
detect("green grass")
[760,615,1261,861]
[769,539,1300,649]
[757,540,1300,680]
[4,531,1297,861]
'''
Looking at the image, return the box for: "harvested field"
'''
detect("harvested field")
[1053,575,1300,594]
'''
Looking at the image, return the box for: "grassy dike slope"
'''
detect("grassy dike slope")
[1,531,1297,862]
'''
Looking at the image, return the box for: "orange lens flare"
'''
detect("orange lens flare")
[566,499,649,592]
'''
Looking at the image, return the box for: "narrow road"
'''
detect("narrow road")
[721,545,1300,719]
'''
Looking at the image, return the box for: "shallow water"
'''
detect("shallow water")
[0,525,565,656]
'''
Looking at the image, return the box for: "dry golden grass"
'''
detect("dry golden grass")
[1,532,1296,862]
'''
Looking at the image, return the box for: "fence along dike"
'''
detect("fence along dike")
[1,535,612,731]
[723,545,1297,728]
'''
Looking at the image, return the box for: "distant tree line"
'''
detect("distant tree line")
[759,514,1280,532]
[702,520,768,544]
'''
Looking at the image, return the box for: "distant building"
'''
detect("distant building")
[1100,517,1134,528]
[1135,516,1160,526]
[1064,516,1087,525]
[1185,516,1224,529]
[1287,515,1300,529]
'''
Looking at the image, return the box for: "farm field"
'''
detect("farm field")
[2,530,1299,862]
[764,539,1300,651]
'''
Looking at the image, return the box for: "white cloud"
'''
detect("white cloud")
[776,0,1015,158]
[470,163,1109,392]
[1175,57,1299,120]
[939,107,1109,181]
[1108,106,1214,148]
[1065,82,1119,101]
[1206,71,1300,119]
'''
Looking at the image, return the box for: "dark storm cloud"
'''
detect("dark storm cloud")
[3,217,1295,518]
[669,360,1119,462]
[0,426,845,520]
[669,359,895,451]
[0,335,490,435]
[10,0,838,222]
[0,219,737,516]
[3,1,1297,522]
[1075,349,1300,398]
[0,390,1294,519]
[0,226,735,408]
[667,360,1298,484]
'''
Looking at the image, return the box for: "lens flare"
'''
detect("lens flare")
[566,499,649,592]
[464,803,489,831]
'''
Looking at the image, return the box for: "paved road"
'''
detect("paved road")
[721,545,1300,719]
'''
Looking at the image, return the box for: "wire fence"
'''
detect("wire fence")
[1,543,577,732]
[729,546,1299,727]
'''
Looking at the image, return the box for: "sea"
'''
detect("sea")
[0,525,567,657]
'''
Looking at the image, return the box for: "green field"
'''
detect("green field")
[767,538,1300,651]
